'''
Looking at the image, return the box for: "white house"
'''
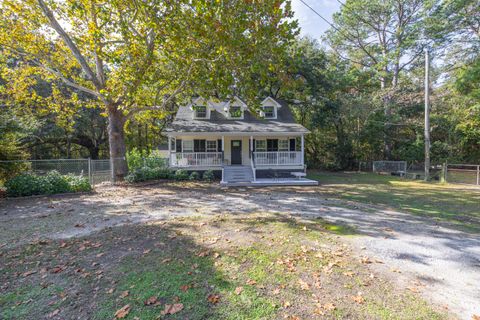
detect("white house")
[165,96,318,186]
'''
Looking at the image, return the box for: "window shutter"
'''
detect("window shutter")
[217,139,222,152]
[176,139,182,152]
[290,138,296,151]
[253,139,256,151]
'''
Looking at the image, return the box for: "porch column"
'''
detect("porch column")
[167,136,171,166]
[250,135,256,181]
[301,134,305,166]
[222,135,225,163]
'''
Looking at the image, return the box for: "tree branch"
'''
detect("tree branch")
[37,0,103,91]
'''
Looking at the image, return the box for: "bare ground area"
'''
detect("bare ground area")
[0,181,478,319]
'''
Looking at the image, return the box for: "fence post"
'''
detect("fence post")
[88,158,92,185]
[440,163,446,183]
[477,165,479,185]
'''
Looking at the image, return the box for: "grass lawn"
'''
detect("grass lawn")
[0,214,447,320]
[308,171,480,232]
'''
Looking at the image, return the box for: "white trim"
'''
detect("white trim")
[167,132,307,137]
[260,96,282,108]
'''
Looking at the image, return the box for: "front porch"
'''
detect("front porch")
[167,133,317,186]
[168,134,306,169]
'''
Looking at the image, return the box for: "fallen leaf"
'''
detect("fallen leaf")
[197,250,209,257]
[119,290,129,299]
[74,223,85,228]
[107,288,115,294]
[143,249,151,254]
[323,303,336,311]
[180,285,190,292]
[207,294,220,304]
[51,266,64,274]
[234,286,243,295]
[114,304,130,319]
[298,279,310,291]
[161,303,184,315]
[246,279,257,286]
[47,309,60,318]
[283,301,291,308]
[22,270,37,277]
[351,295,365,304]
[144,296,159,306]
[360,256,372,264]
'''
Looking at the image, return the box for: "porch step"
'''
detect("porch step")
[223,166,254,183]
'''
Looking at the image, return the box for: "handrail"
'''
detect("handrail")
[250,151,256,181]
[253,151,303,166]
[171,152,223,167]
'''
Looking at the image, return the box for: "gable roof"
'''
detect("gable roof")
[166,97,309,134]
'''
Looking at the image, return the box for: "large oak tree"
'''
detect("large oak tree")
[0,0,297,180]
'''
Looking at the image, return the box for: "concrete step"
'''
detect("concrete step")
[223,166,254,183]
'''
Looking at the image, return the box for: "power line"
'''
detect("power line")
[297,0,342,35]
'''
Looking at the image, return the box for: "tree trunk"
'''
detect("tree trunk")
[107,105,128,182]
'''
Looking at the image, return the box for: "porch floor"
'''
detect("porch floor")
[220,177,319,187]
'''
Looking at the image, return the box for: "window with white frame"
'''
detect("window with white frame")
[229,106,242,118]
[255,140,266,151]
[262,106,275,119]
[279,139,289,151]
[206,140,217,152]
[182,140,193,152]
[194,106,207,118]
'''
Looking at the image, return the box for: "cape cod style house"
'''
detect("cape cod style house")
[165,96,318,186]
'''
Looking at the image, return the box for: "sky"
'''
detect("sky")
[290,0,341,41]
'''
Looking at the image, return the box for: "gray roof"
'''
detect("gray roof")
[166,100,309,134]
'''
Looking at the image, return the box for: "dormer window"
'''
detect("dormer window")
[195,106,207,118]
[263,106,275,119]
[229,106,242,118]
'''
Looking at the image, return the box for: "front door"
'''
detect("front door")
[231,140,242,165]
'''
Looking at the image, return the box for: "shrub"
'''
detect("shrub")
[126,148,143,170]
[174,169,189,181]
[125,167,173,183]
[203,170,215,182]
[5,171,91,197]
[127,148,168,171]
[189,171,200,181]
[65,175,92,192]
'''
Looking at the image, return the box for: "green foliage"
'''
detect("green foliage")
[124,167,172,183]
[202,170,215,182]
[189,171,200,181]
[173,169,189,181]
[126,148,144,170]
[127,148,168,171]
[5,171,91,197]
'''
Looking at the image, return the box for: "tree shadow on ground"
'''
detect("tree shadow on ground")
[0,221,278,320]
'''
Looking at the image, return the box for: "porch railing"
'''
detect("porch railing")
[253,151,303,166]
[170,152,223,167]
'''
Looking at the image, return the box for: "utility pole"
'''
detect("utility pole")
[424,48,430,181]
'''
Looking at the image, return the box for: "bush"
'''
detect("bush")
[125,167,173,183]
[174,169,189,181]
[5,171,91,197]
[203,170,215,182]
[127,148,168,171]
[189,171,200,181]
[65,175,92,192]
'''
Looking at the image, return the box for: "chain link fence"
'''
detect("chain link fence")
[0,158,116,187]
[445,164,480,185]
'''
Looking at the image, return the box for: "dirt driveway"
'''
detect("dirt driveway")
[1,181,478,319]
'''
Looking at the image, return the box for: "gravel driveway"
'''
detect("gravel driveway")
[0,182,478,319]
